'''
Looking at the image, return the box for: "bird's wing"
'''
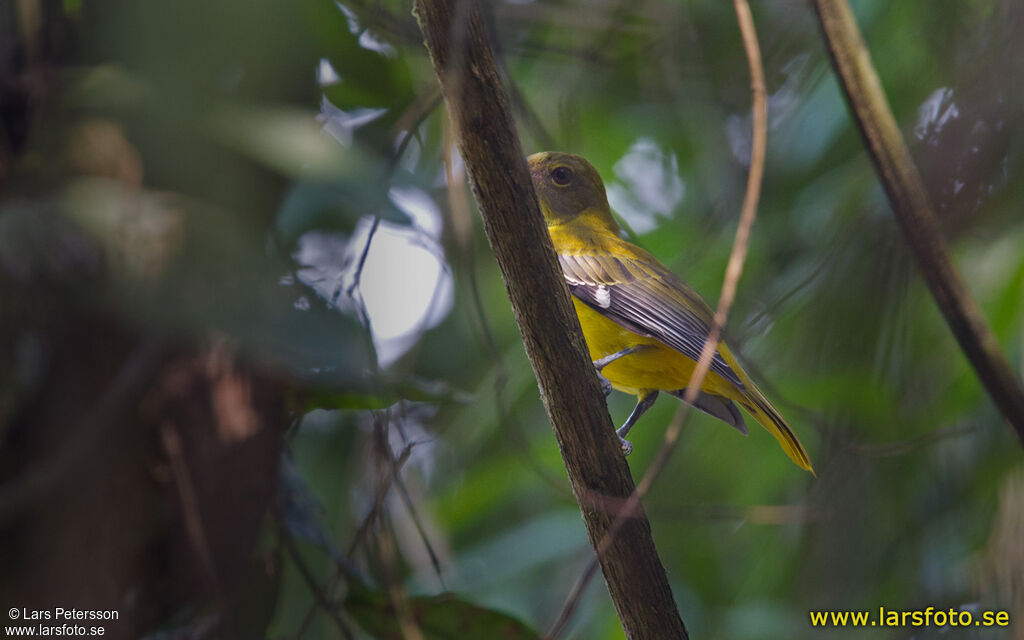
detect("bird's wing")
[559,251,745,390]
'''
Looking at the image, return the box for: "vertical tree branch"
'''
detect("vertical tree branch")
[413,0,688,637]
[549,2,770,634]
[812,0,1024,444]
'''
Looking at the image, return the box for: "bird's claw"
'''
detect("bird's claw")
[597,373,613,397]
[619,437,633,456]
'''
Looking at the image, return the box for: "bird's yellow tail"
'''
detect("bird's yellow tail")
[738,387,814,474]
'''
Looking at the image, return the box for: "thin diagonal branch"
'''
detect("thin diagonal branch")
[346,438,415,557]
[413,0,687,637]
[812,0,1024,444]
[281,524,355,640]
[161,424,224,606]
[548,2,768,635]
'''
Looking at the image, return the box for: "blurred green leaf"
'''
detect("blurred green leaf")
[206,105,381,182]
[300,0,410,92]
[66,65,156,110]
[345,588,541,640]
[304,377,472,412]
[276,180,411,245]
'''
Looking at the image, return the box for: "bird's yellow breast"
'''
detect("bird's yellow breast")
[572,297,737,399]
[550,218,742,400]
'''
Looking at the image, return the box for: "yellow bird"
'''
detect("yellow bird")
[528,151,813,473]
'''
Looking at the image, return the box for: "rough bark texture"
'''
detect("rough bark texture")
[413,0,688,637]
[812,0,1024,444]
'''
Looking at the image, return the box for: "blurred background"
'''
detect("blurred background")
[1,0,1022,638]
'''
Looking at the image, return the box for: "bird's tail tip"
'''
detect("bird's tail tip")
[742,394,815,475]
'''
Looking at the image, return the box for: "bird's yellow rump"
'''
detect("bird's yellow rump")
[528,151,813,473]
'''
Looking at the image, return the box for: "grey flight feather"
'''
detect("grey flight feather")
[669,389,748,435]
[559,252,745,390]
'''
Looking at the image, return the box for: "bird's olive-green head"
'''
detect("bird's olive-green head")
[528,152,614,228]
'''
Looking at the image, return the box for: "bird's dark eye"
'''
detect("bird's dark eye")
[551,166,574,186]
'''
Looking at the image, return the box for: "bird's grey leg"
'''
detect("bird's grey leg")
[594,346,640,370]
[592,346,640,397]
[616,391,658,455]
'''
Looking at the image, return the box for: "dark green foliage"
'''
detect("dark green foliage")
[346,588,541,640]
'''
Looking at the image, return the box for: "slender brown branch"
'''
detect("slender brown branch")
[548,2,769,634]
[546,556,600,640]
[413,0,687,637]
[377,502,426,640]
[160,424,224,605]
[295,418,419,632]
[682,0,767,408]
[391,454,447,588]
[281,524,355,640]
[346,438,415,557]
[811,0,1024,444]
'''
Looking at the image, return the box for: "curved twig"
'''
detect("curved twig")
[547,2,768,635]
[812,0,1024,444]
